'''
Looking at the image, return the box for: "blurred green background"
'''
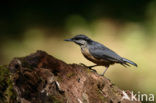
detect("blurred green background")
[0,0,156,102]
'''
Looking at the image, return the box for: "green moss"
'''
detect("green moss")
[98,94,105,100]
[0,65,10,82]
[0,65,17,103]
[57,76,63,82]
[96,89,106,101]
[86,69,92,73]
[4,79,17,103]
[66,72,75,78]
[84,68,93,75]
[49,95,63,103]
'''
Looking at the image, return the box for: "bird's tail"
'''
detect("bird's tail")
[122,58,137,67]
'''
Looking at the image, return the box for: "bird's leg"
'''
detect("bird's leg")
[100,67,109,76]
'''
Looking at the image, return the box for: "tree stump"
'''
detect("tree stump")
[0,50,141,103]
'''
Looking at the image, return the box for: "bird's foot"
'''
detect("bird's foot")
[79,63,97,73]
[88,68,97,73]
[99,74,104,76]
[79,63,87,67]
[87,66,97,73]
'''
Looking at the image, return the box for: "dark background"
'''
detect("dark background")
[0,1,156,102]
[0,0,153,37]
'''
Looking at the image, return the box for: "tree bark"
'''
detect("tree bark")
[0,50,141,103]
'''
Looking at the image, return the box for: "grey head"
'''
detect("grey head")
[64,34,92,46]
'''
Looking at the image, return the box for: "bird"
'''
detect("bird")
[64,34,137,76]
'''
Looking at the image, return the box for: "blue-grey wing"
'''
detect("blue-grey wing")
[89,42,122,62]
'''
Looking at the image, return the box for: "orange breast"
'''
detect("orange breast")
[81,46,110,65]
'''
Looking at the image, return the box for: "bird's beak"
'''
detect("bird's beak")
[64,38,73,42]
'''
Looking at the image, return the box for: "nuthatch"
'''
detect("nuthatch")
[64,34,137,76]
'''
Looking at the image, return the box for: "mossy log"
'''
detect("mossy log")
[0,50,141,103]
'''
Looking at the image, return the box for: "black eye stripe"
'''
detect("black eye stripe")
[75,38,79,40]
